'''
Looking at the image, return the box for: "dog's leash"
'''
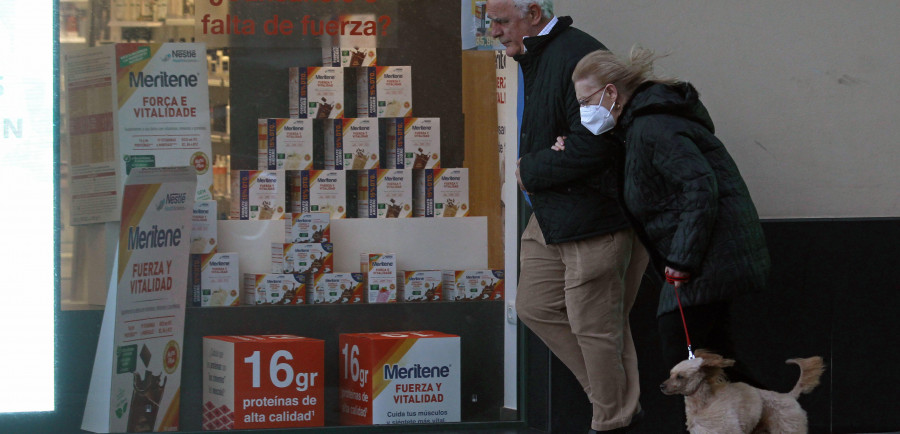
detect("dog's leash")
[668,273,695,360]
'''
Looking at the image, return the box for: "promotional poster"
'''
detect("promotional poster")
[82,167,196,432]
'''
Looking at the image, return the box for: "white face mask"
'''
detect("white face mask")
[579,89,616,135]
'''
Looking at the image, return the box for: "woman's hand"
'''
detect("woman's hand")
[665,266,690,289]
[551,136,566,151]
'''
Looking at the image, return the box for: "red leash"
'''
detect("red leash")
[673,286,695,359]
[667,272,695,360]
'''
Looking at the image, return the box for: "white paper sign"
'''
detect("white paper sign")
[65,43,212,224]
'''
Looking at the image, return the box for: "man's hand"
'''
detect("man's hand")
[551,135,566,151]
[516,157,527,193]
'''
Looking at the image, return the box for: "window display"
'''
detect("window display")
[59,1,512,432]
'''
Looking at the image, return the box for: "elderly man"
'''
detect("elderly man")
[486,0,648,432]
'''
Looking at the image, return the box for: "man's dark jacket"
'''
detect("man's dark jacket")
[616,82,771,315]
[515,17,629,244]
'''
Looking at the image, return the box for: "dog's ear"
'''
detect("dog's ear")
[695,350,735,369]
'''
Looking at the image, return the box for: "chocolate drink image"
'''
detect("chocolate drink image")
[127,370,167,432]
[385,199,402,218]
[349,49,366,67]
[412,148,430,169]
[315,97,333,118]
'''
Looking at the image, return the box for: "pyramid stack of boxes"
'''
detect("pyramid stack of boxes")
[188,47,503,307]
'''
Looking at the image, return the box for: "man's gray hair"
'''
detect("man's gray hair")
[512,0,554,20]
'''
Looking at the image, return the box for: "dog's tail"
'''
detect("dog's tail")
[786,356,825,398]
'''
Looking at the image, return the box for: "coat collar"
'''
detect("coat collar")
[514,16,574,62]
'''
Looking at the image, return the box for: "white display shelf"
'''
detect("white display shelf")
[217,217,489,279]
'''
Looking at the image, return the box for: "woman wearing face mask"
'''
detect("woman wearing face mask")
[558,46,771,429]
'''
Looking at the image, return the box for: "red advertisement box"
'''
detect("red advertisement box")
[202,335,324,430]
[339,331,460,426]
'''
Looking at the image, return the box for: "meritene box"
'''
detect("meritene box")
[324,118,379,170]
[339,331,460,426]
[257,119,314,170]
[398,271,443,302]
[441,270,505,301]
[230,170,285,220]
[203,335,324,430]
[413,168,469,217]
[290,67,344,119]
[65,43,213,224]
[357,66,412,118]
[357,169,413,218]
[271,243,334,276]
[323,46,377,67]
[191,200,217,254]
[196,252,241,307]
[310,272,365,304]
[361,253,398,303]
[384,118,441,169]
[287,170,347,219]
[285,212,331,243]
[243,273,306,305]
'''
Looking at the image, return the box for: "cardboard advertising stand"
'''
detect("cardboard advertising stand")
[82,167,197,432]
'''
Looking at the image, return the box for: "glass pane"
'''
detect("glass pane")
[57,0,517,431]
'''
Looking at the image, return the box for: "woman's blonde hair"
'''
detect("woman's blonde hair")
[572,45,678,98]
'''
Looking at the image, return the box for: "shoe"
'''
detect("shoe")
[587,409,644,433]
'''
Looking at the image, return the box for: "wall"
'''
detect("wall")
[556,0,900,218]
[518,2,900,432]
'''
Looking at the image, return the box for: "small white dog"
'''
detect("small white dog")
[660,350,824,434]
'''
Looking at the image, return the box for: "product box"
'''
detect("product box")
[324,118,379,170]
[257,118,314,170]
[290,66,344,119]
[271,243,334,276]
[356,169,413,218]
[202,335,325,430]
[287,170,347,219]
[384,118,441,169]
[190,252,241,307]
[441,269,505,301]
[413,168,469,217]
[398,271,443,302]
[191,200,218,254]
[285,212,331,243]
[310,272,365,304]
[230,170,285,220]
[243,273,307,305]
[64,43,213,224]
[356,66,413,118]
[339,331,461,425]
[360,253,398,303]
[322,46,377,67]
